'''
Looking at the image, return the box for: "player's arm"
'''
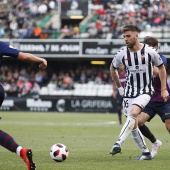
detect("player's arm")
[112,81,117,98]
[158,64,169,102]
[110,64,121,88]
[110,64,124,96]
[153,66,159,76]
[153,50,169,101]
[17,52,47,69]
[153,55,167,77]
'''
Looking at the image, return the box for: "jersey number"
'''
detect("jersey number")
[123,100,129,108]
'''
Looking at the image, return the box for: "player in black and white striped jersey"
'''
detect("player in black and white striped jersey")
[112,43,161,98]
[109,25,169,160]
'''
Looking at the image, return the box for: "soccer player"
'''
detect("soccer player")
[0,41,47,170]
[135,36,170,158]
[112,64,126,125]
[109,25,169,160]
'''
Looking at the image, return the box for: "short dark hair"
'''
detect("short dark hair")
[121,25,141,33]
[143,36,158,47]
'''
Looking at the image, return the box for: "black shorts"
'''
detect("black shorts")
[142,101,170,123]
[0,84,5,107]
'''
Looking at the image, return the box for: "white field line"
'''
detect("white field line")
[0,121,116,127]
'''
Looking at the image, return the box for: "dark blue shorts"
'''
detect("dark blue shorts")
[142,101,170,123]
[116,93,123,105]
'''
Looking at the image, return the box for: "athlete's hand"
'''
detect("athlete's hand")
[39,59,47,69]
[161,89,169,102]
[118,87,124,96]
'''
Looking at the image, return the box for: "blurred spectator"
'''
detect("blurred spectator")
[29,2,38,17]
[61,25,73,39]
[48,0,56,10]
[102,72,110,84]
[50,73,58,84]
[3,81,11,95]
[95,73,102,84]
[25,25,34,38]
[57,72,64,88]
[95,19,103,38]
[8,78,18,96]
[0,27,5,38]
[61,73,74,90]
[18,25,27,39]
[73,69,80,83]
[73,25,79,35]
[30,82,41,95]
[35,70,45,86]
[80,71,87,84]
[20,78,32,96]
[9,19,18,38]
[38,2,48,15]
[33,24,42,38]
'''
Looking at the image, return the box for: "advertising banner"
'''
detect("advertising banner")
[7,39,170,58]
[82,40,125,56]
[61,1,88,19]
[0,96,117,113]
[11,40,80,56]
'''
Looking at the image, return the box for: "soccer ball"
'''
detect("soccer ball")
[50,143,69,162]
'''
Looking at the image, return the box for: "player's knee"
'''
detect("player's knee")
[165,119,170,134]
[129,110,138,118]
[129,106,141,118]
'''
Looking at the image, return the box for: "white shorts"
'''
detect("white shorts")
[122,94,151,117]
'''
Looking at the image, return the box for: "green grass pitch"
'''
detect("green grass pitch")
[0,111,169,170]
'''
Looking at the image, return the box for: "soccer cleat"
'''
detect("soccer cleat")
[151,140,162,158]
[133,153,152,160]
[109,143,121,156]
[20,148,36,170]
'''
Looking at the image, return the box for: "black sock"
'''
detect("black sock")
[139,124,157,143]
[118,109,122,124]
[0,130,19,153]
[143,152,150,155]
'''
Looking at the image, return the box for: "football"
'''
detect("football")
[50,143,69,162]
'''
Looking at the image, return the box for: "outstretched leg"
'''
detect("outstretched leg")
[0,130,36,170]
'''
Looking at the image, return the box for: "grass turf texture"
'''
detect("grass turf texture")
[0,111,169,170]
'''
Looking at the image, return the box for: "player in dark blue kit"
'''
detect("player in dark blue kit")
[134,36,170,159]
[0,41,47,169]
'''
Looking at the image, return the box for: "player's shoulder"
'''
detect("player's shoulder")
[0,41,8,47]
[145,44,157,53]
[144,44,160,57]
[115,46,127,57]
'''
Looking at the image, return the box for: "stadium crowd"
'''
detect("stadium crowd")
[62,0,170,39]
[1,60,170,97]
[0,0,57,39]
[0,0,170,39]
[0,61,112,97]
[0,0,170,97]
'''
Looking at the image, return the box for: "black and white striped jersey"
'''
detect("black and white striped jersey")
[111,44,163,98]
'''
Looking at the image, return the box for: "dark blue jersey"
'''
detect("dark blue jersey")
[0,41,19,58]
[151,54,170,102]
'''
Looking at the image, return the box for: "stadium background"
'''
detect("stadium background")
[0,0,170,113]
